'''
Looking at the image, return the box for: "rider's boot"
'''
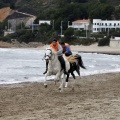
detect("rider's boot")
[58,55,69,75]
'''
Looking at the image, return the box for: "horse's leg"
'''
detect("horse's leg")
[71,72,76,92]
[71,71,76,79]
[54,72,61,85]
[59,72,65,92]
[65,73,69,88]
[44,73,48,88]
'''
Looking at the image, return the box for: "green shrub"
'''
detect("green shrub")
[0,36,10,42]
[98,37,110,46]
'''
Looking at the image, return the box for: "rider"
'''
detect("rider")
[60,42,72,56]
[43,38,68,75]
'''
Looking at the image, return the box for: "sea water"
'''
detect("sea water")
[0,48,120,84]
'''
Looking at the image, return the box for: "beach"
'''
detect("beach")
[38,43,120,55]
[0,43,120,120]
[0,72,120,120]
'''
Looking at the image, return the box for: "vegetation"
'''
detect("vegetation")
[0,0,120,46]
[98,37,110,46]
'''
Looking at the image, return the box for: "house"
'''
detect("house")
[93,19,120,33]
[68,19,91,30]
[39,20,51,25]
[6,11,36,31]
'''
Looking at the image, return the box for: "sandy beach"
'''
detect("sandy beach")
[0,42,120,120]
[0,73,120,120]
[38,43,120,55]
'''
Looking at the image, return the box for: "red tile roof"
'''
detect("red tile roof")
[0,7,13,22]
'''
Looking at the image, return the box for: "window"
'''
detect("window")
[114,23,116,26]
[97,23,99,25]
[105,23,107,26]
[109,23,111,26]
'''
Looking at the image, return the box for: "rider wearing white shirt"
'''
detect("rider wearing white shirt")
[43,38,68,75]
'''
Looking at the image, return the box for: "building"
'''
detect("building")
[7,11,36,31]
[93,19,120,33]
[68,19,90,30]
[39,20,51,25]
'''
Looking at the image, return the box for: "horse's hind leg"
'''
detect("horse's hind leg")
[71,72,76,79]
[65,74,69,88]
[71,72,76,92]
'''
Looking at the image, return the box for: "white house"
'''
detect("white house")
[93,19,120,33]
[68,19,90,30]
[39,20,51,25]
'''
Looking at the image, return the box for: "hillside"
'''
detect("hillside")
[14,0,120,10]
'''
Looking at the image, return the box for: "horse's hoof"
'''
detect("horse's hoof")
[59,88,61,90]
[44,85,47,88]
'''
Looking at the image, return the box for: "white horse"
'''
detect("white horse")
[44,48,70,92]
[44,48,86,92]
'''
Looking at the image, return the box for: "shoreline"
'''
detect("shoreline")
[0,72,120,120]
[78,51,120,55]
[1,42,120,55]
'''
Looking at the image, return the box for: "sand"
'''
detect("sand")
[38,43,120,55]
[0,73,120,120]
[0,43,120,119]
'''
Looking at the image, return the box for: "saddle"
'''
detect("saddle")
[65,54,79,63]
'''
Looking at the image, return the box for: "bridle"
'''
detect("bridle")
[44,49,55,61]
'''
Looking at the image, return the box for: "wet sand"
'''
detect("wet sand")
[0,72,120,120]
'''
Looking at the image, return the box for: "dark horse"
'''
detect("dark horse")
[64,54,86,87]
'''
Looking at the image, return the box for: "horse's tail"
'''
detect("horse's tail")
[75,54,86,69]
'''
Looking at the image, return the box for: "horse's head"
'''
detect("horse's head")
[44,48,53,61]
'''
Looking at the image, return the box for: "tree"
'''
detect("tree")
[64,28,74,37]
[99,0,107,3]
[63,28,74,42]
[89,3,114,20]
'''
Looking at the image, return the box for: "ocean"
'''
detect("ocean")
[0,48,120,84]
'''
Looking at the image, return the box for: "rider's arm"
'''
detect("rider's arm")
[57,44,63,55]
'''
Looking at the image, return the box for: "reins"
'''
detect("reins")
[44,49,55,61]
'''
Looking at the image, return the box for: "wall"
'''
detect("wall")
[110,40,120,48]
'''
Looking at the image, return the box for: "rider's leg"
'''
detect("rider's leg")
[43,60,49,74]
[65,53,72,56]
[58,55,68,75]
